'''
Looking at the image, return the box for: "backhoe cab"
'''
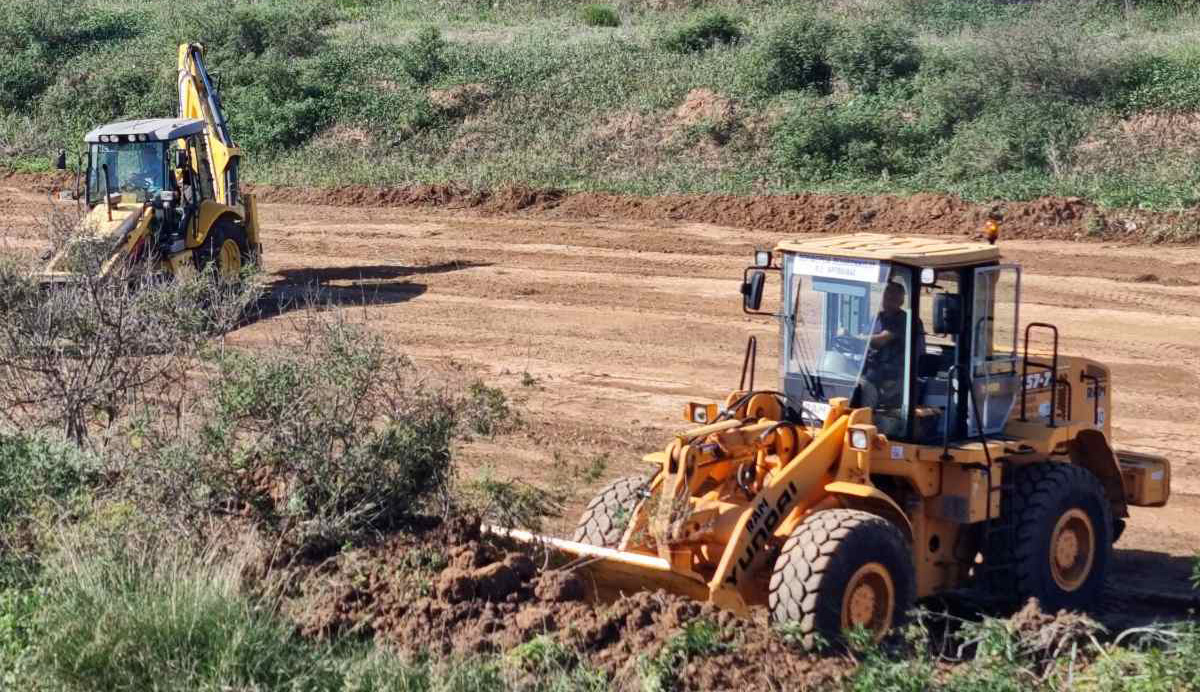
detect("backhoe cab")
[41,43,260,284]
[494,233,1171,649]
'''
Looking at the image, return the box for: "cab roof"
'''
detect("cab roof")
[84,118,206,143]
[775,233,1000,268]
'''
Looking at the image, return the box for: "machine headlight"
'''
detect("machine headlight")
[684,402,719,425]
[849,428,870,451]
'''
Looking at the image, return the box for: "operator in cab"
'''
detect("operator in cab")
[859,281,925,415]
[122,144,165,197]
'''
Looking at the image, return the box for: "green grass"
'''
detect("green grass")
[7,535,431,691]
[4,0,1200,209]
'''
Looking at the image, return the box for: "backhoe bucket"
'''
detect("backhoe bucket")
[484,526,713,604]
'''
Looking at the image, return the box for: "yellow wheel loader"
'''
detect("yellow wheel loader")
[495,232,1171,648]
[40,43,260,283]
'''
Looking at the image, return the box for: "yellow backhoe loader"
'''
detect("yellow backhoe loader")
[495,232,1171,647]
[40,43,260,283]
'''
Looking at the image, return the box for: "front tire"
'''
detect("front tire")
[769,509,915,649]
[572,476,648,548]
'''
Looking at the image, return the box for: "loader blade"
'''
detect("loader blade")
[483,525,713,604]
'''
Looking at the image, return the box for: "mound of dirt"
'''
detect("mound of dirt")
[244,180,1200,244]
[248,182,564,214]
[0,170,71,194]
[429,83,494,117]
[287,527,844,689]
[669,88,741,145]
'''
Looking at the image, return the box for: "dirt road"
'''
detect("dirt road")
[3,179,1197,613]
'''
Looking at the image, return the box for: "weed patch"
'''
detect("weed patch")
[580,5,620,29]
[660,11,743,54]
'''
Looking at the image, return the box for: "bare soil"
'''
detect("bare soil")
[3,173,1198,676]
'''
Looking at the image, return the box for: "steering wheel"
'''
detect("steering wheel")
[831,334,865,358]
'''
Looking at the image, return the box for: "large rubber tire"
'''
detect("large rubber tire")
[769,509,915,650]
[988,462,1112,611]
[572,476,648,547]
[194,218,249,281]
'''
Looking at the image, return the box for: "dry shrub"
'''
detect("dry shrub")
[0,253,259,446]
[1073,110,1200,173]
[122,300,515,558]
[976,1,1121,102]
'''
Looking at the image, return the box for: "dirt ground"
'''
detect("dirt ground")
[2,174,1197,624]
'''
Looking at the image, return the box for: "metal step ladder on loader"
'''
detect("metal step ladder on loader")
[40,43,261,285]
[491,230,1172,649]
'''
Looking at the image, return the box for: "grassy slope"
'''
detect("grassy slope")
[2,0,1200,209]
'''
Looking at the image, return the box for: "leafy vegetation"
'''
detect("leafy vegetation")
[660,11,744,54]
[580,4,620,28]
[4,0,1200,209]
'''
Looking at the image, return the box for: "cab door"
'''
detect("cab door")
[969,264,1022,435]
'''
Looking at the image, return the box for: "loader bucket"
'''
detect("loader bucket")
[483,526,716,606]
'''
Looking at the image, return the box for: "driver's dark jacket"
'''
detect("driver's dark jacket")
[865,310,907,381]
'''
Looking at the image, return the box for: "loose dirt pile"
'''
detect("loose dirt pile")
[285,522,845,690]
[7,169,1197,244]
[245,181,1199,244]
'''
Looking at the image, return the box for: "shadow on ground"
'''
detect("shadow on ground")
[244,261,488,324]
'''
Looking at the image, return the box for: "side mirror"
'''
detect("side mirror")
[742,270,765,312]
[933,293,962,335]
[54,150,67,170]
[174,149,189,168]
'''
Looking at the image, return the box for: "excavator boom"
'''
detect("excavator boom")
[177,43,241,207]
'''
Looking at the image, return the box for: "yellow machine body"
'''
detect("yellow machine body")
[496,233,1171,627]
[39,43,260,283]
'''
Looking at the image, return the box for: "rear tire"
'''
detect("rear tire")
[769,509,915,650]
[194,218,249,282]
[987,463,1112,610]
[572,476,648,548]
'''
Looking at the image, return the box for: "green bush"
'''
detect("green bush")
[972,5,1119,103]
[38,57,173,141]
[222,54,330,152]
[910,50,1006,134]
[830,19,921,94]
[661,11,744,54]
[580,4,620,28]
[1111,52,1200,113]
[773,98,918,179]
[750,16,835,95]
[0,0,139,64]
[899,0,1024,33]
[0,46,53,112]
[0,433,99,527]
[401,26,449,86]
[174,0,335,61]
[938,99,1090,181]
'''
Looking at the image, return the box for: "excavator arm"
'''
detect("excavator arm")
[177,43,240,206]
[176,43,260,256]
